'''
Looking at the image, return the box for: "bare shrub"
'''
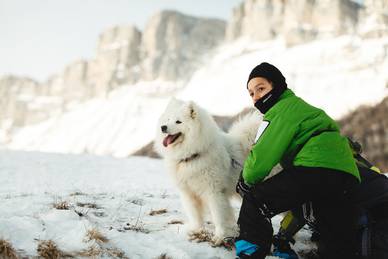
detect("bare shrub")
[85,228,108,243]
[105,247,128,258]
[78,245,101,257]
[69,192,85,196]
[53,201,70,210]
[156,253,172,259]
[168,220,183,225]
[188,230,213,243]
[149,208,167,216]
[0,239,18,259]
[37,240,61,259]
[123,222,150,234]
[76,202,100,209]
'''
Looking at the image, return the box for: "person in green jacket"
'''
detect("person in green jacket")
[234,62,361,259]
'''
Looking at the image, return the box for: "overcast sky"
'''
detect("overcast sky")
[0,0,242,81]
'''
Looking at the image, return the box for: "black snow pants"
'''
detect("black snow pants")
[351,166,388,259]
[237,166,360,259]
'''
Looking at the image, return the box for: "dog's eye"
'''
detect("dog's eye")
[176,120,182,124]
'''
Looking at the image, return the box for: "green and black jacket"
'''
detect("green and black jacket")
[243,89,360,185]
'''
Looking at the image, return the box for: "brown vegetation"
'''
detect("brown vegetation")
[37,240,62,259]
[149,208,168,216]
[53,201,70,210]
[0,239,18,259]
[85,229,108,243]
[339,96,388,172]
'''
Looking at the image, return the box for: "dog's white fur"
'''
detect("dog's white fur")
[154,98,262,244]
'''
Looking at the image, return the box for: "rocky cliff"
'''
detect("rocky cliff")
[0,11,225,132]
[359,0,388,38]
[339,96,388,172]
[1,0,387,143]
[226,0,363,45]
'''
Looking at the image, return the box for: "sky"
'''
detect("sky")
[0,0,242,82]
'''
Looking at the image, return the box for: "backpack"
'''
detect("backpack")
[347,137,381,174]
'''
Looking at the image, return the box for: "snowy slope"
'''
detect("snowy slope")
[0,150,314,258]
[8,84,171,157]
[6,36,388,157]
[179,36,388,117]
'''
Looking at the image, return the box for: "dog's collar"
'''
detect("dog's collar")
[179,153,200,163]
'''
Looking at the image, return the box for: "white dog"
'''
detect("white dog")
[154,98,262,245]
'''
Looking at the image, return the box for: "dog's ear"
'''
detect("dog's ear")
[187,101,197,119]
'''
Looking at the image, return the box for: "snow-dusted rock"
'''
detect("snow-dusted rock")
[359,0,388,38]
[226,0,361,44]
[141,10,226,81]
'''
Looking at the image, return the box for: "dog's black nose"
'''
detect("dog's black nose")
[161,125,167,133]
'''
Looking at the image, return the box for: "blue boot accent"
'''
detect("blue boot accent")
[272,249,298,259]
[235,240,258,256]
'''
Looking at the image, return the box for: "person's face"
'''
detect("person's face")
[247,77,273,104]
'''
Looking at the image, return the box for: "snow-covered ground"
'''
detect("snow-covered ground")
[0,150,314,258]
[4,35,388,157]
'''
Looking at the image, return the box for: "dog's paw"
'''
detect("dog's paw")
[211,235,225,247]
[214,225,239,241]
[211,226,239,247]
[225,225,240,238]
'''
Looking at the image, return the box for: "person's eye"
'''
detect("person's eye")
[176,120,182,124]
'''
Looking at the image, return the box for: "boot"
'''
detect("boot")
[271,233,299,259]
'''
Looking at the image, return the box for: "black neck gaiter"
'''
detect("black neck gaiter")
[254,87,285,114]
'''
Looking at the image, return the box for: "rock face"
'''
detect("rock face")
[0,76,64,140]
[226,0,362,45]
[0,11,226,132]
[339,96,388,173]
[91,25,142,93]
[359,0,388,38]
[1,2,387,142]
[141,11,226,81]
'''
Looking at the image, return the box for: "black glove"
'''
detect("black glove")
[236,171,252,198]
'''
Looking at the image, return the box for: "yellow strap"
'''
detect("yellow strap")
[371,166,381,174]
[280,211,294,230]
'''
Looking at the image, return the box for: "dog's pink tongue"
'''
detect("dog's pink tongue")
[163,135,174,147]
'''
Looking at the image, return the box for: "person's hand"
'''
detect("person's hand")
[236,171,252,198]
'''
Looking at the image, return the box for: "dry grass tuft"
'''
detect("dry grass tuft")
[0,239,18,259]
[188,230,214,243]
[69,192,85,196]
[123,222,150,234]
[78,245,101,257]
[78,246,128,258]
[156,253,172,259]
[167,219,183,225]
[85,229,108,243]
[37,240,61,259]
[149,208,167,216]
[105,248,128,258]
[53,201,70,210]
[76,202,99,209]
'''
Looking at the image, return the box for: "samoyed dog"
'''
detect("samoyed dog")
[154,98,262,245]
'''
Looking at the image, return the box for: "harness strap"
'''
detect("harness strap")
[179,153,199,163]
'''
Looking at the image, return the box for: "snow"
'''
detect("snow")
[179,36,388,118]
[8,86,169,157]
[0,150,313,258]
[4,35,388,157]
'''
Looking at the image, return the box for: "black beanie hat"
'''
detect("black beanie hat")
[247,62,287,90]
